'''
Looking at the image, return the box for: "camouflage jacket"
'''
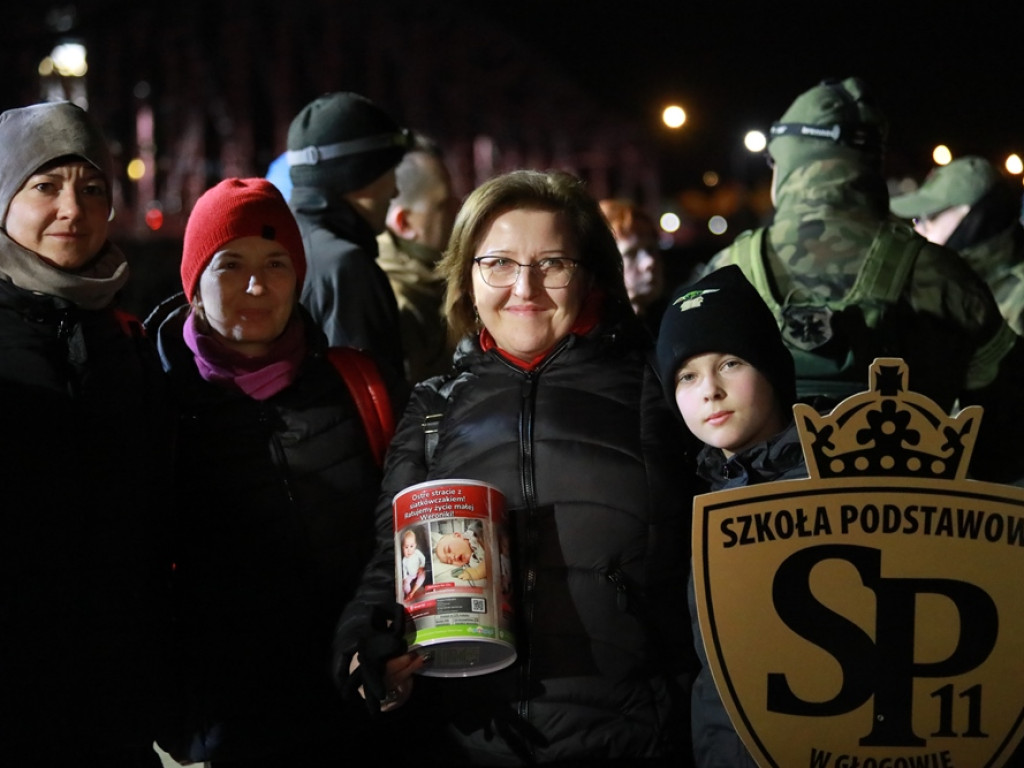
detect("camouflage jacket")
[704,156,1024,483]
[376,229,453,384]
[959,223,1024,336]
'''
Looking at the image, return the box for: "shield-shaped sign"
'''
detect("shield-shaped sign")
[693,358,1024,767]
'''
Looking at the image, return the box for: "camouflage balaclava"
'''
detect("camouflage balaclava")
[767,77,887,189]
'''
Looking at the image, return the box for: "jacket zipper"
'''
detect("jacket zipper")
[495,340,572,733]
[263,404,296,505]
[54,309,80,397]
[517,369,537,727]
[606,567,629,611]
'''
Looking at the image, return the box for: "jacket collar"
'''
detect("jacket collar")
[290,189,380,255]
[696,416,805,491]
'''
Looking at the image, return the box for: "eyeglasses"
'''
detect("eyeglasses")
[473,256,582,288]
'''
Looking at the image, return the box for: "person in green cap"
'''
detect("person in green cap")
[891,155,1024,334]
[700,76,1024,485]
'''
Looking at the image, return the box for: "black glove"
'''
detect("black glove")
[344,602,408,715]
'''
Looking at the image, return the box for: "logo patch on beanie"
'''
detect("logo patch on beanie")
[261,224,276,241]
[672,288,719,312]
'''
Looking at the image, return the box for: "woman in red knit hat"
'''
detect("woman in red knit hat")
[147,178,404,767]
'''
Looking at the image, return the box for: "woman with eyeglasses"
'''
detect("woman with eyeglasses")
[335,170,699,766]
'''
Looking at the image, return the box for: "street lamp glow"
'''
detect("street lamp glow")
[51,43,88,77]
[660,212,681,233]
[932,145,953,166]
[744,130,767,153]
[708,216,728,236]
[1005,154,1023,175]
[127,158,147,181]
[662,105,686,129]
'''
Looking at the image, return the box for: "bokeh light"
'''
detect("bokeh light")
[708,215,728,236]
[145,206,164,231]
[744,130,767,153]
[50,43,88,77]
[127,158,147,181]
[932,145,953,165]
[662,105,686,129]
[660,212,681,233]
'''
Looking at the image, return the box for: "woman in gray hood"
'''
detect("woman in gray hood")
[0,101,171,767]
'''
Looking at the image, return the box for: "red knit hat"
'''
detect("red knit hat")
[181,178,306,302]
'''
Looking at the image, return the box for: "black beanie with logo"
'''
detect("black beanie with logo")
[656,264,796,415]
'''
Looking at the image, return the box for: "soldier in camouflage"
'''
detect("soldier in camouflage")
[701,77,1024,484]
[376,134,458,383]
[890,155,1024,335]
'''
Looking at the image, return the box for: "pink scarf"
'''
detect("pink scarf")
[183,312,307,400]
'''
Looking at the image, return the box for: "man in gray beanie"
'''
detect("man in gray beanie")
[699,76,1024,485]
[287,91,413,382]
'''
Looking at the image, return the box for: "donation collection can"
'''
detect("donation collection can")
[392,478,516,677]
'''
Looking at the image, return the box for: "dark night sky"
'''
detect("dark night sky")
[464,0,1023,182]
[8,0,1021,195]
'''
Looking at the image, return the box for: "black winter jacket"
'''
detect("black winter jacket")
[152,302,389,763]
[0,278,172,764]
[688,416,811,768]
[292,190,406,383]
[335,325,699,765]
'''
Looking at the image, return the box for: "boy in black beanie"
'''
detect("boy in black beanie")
[656,265,817,768]
[657,264,802,480]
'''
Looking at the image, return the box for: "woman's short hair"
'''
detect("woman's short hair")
[439,169,633,341]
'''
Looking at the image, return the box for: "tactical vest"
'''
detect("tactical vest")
[729,222,925,400]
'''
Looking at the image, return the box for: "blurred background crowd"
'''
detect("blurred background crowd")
[4,0,1022,320]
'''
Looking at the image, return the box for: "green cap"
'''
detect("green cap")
[890,156,1000,219]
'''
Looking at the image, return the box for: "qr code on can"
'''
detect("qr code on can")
[471,598,485,612]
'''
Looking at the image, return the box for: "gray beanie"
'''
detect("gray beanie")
[656,265,796,417]
[287,92,411,192]
[0,101,114,227]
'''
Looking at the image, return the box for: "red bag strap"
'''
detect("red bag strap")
[113,308,147,338]
[326,347,395,468]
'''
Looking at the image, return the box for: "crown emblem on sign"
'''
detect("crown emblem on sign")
[794,358,981,481]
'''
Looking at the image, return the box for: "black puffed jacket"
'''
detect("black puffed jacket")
[335,323,698,765]
[0,278,172,763]
[292,190,406,382]
[688,418,810,768]
[152,300,388,763]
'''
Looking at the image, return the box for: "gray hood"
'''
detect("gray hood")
[0,101,114,226]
